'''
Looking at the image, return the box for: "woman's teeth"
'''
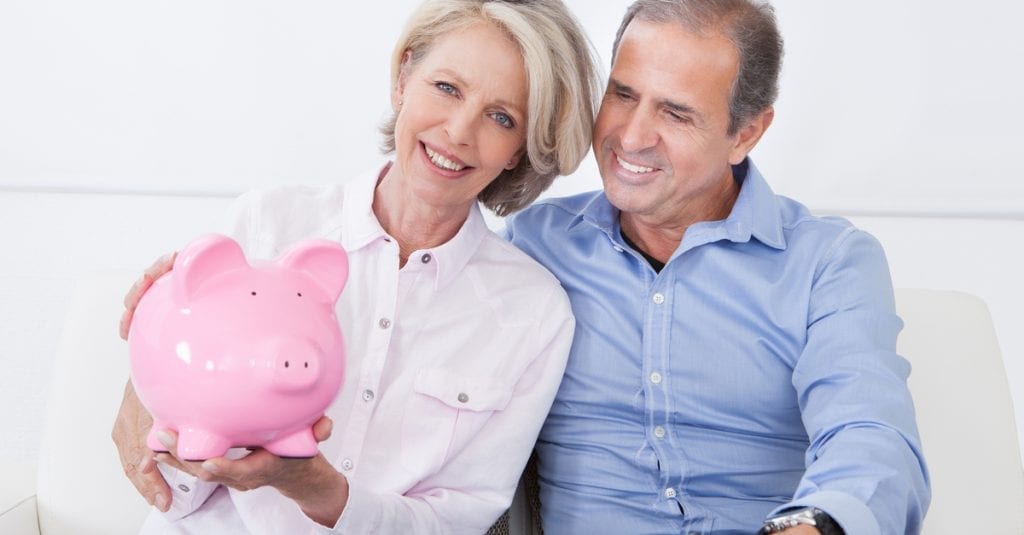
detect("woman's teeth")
[426,146,466,171]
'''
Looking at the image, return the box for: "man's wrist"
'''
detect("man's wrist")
[759,507,844,535]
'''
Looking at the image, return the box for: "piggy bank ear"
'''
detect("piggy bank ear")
[174,234,249,300]
[278,240,349,303]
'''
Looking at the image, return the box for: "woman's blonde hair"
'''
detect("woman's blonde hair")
[380,0,600,216]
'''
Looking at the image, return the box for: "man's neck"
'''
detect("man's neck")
[619,179,740,264]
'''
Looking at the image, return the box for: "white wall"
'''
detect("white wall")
[2,0,1021,485]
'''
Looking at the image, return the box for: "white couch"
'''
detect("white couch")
[2,272,1022,534]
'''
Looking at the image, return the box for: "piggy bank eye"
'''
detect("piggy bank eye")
[297,292,303,297]
[251,291,257,296]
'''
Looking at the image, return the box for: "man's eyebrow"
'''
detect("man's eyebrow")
[609,78,703,122]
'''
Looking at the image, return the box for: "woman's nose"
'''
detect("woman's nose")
[444,107,475,147]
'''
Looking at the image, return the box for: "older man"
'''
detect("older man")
[505,1,930,533]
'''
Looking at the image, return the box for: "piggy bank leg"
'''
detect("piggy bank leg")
[263,428,318,459]
[176,427,233,461]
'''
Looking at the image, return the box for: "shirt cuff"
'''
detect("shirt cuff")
[772,491,880,535]
[156,463,219,521]
[308,477,379,534]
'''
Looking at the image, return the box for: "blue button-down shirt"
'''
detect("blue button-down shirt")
[505,160,929,534]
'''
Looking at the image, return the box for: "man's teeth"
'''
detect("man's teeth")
[426,146,466,172]
[617,156,654,174]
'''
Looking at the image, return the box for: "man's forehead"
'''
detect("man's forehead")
[612,21,737,91]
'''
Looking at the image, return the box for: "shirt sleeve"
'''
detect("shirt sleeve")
[773,228,931,533]
[316,287,575,535]
[155,463,220,521]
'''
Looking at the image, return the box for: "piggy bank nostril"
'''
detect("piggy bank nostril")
[304,362,309,369]
[284,360,290,368]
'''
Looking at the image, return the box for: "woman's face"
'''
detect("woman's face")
[391,22,529,212]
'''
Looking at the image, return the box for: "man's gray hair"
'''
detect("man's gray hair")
[612,0,783,135]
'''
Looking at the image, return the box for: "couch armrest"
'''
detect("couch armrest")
[0,492,40,535]
[0,459,38,534]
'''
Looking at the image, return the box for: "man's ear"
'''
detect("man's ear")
[728,106,774,165]
[392,50,413,111]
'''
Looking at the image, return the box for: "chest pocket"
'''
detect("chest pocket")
[399,369,514,475]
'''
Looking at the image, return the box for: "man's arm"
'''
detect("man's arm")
[780,228,930,534]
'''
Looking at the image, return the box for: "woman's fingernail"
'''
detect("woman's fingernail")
[154,494,168,511]
[201,460,218,473]
[155,431,173,449]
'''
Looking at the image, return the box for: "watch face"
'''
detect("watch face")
[765,508,818,530]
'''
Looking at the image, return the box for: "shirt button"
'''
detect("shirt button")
[650,372,663,385]
[664,488,677,499]
[457,392,469,403]
[378,318,391,329]
[654,426,666,438]
[362,389,375,402]
[341,458,354,471]
[177,484,190,493]
[421,253,432,264]
[652,293,666,305]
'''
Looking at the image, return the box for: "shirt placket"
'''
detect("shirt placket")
[644,268,682,512]
[335,239,401,476]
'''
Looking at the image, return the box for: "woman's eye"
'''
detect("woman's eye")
[492,112,515,129]
[435,81,457,95]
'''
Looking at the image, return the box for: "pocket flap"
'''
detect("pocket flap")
[413,369,514,412]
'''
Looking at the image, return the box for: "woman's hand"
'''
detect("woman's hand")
[154,417,348,527]
[119,251,177,340]
[113,252,177,510]
[112,381,172,512]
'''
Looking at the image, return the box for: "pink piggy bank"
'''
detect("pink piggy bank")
[128,234,348,461]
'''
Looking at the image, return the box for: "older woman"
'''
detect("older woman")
[111,0,599,533]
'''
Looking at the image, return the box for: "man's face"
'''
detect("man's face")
[594,19,749,228]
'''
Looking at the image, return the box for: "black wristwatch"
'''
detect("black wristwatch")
[758,507,844,535]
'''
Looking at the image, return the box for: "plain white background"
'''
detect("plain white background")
[1,0,1022,478]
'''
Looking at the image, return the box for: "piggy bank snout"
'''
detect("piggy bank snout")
[262,339,324,392]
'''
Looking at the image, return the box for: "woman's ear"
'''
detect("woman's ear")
[505,147,525,170]
[392,50,413,111]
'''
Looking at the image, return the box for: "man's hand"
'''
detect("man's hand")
[112,381,171,512]
[154,417,346,526]
[119,251,176,340]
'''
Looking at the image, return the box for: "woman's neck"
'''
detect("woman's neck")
[372,163,470,267]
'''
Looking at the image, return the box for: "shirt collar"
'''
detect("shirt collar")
[340,161,489,291]
[722,158,786,250]
[574,157,786,251]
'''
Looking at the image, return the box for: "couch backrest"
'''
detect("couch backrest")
[36,270,150,534]
[895,288,1024,533]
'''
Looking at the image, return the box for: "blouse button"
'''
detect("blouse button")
[378,318,391,329]
[362,389,375,402]
[177,484,190,493]
[421,253,432,264]
[341,458,354,471]
[457,393,469,403]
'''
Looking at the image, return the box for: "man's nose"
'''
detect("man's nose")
[618,107,658,153]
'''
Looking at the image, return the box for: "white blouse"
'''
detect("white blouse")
[141,164,574,534]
